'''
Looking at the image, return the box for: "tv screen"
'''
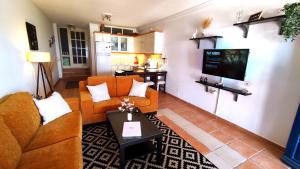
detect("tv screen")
[202,49,249,81]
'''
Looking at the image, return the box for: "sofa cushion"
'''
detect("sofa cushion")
[34,92,72,125]
[120,96,151,107]
[0,117,22,169]
[17,137,82,169]
[0,92,41,149]
[116,75,144,96]
[93,97,121,114]
[87,76,117,97]
[24,111,82,152]
[87,82,111,102]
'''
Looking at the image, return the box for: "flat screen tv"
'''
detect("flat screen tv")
[202,49,249,81]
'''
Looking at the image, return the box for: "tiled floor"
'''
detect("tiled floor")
[55,79,289,169]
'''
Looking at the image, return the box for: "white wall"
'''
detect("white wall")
[0,0,58,97]
[89,23,100,76]
[138,0,300,147]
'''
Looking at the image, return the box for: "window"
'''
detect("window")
[70,31,87,64]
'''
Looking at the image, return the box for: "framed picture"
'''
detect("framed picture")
[248,11,264,22]
[25,22,39,50]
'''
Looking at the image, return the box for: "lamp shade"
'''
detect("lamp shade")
[26,51,51,63]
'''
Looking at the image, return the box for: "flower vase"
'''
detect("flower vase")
[202,29,207,36]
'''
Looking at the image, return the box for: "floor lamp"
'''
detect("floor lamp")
[26,51,53,98]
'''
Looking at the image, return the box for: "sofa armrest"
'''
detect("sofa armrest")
[79,80,88,91]
[80,91,94,115]
[146,88,158,109]
[65,98,80,111]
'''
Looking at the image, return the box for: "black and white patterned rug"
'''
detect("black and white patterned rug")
[82,114,218,169]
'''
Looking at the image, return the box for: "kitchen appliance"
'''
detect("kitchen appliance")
[95,33,112,75]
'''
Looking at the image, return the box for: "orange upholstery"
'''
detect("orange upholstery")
[18,137,82,169]
[94,97,121,114]
[0,92,41,149]
[0,117,22,169]
[79,80,88,91]
[80,75,159,124]
[116,75,143,96]
[24,111,82,152]
[140,88,159,113]
[0,93,82,169]
[87,76,117,96]
[65,98,80,111]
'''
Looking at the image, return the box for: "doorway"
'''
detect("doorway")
[58,27,89,68]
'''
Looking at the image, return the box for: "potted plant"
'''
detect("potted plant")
[281,2,300,41]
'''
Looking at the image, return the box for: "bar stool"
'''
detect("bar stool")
[156,75,166,92]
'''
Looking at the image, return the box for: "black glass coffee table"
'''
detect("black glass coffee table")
[106,108,163,169]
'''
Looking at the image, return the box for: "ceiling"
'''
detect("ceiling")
[31,0,210,28]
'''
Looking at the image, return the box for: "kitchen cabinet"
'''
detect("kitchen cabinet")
[134,31,163,53]
[111,35,134,52]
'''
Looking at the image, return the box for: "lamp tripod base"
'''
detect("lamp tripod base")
[36,63,53,99]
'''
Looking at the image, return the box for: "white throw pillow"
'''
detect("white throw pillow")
[87,82,111,102]
[129,79,148,97]
[33,92,72,125]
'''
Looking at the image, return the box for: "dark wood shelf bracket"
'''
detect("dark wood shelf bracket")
[195,80,251,101]
[237,24,250,38]
[189,36,223,49]
[233,15,286,38]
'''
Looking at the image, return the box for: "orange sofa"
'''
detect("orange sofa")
[79,75,159,124]
[0,92,82,169]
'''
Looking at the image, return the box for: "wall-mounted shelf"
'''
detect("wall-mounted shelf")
[189,36,223,49]
[233,15,286,38]
[195,80,252,101]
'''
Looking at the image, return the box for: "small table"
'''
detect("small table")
[106,109,163,169]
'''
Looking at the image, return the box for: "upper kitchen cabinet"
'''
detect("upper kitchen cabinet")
[111,35,134,52]
[134,31,163,54]
[94,32,111,42]
[94,32,134,52]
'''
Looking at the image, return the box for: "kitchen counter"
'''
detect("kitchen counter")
[115,69,167,92]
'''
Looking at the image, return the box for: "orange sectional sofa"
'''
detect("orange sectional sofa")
[79,75,159,124]
[0,92,82,169]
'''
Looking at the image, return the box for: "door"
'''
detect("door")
[282,103,300,168]
[58,27,89,68]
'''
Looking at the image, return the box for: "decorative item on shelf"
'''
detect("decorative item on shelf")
[201,17,213,36]
[26,51,53,99]
[248,11,264,22]
[118,98,135,121]
[281,2,300,41]
[192,29,198,39]
[236,10,244,23]
[134,56,139,66]
[100,22,105,32]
